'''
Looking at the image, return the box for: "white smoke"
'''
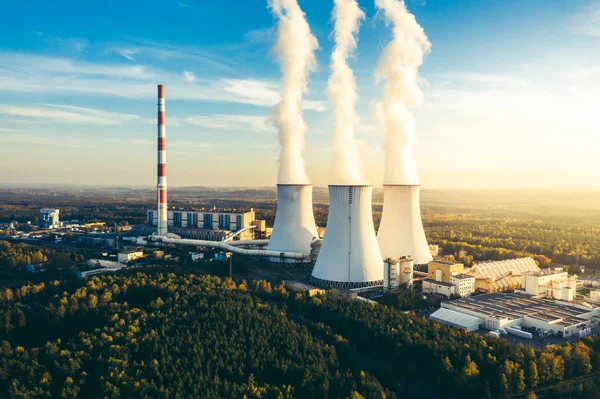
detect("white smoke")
[375,0,431,185]
[328,0,366,185]
[268,0,319,184]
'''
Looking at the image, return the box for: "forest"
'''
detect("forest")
[1,267,600,398]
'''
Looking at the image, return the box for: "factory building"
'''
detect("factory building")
[422,279,456,297]
[40,209,60,229]
[523,270,577,301]
[143,208,265,241]
[76,259,127,279]
[451,274,476,297]
[464,257,540,292]
[384,257,414,290]
[436,293,600,338]
[427,260,465,283]
[117,250,145,264]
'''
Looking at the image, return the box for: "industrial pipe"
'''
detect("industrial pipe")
[158,237,309,260]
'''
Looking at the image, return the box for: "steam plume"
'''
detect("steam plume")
[328,0,366,185]
[375,0,431,185]
[269,0,319,184]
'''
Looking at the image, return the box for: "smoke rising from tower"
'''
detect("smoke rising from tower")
[268,0,319,184]
[374,0,431,185]
[328,0,365,185]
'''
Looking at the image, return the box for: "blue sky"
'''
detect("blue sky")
[1,0,599,188]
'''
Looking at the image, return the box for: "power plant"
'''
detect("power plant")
[135,0,433,294]
[156,84,168,237]
[311,185,384,289]
[266,184,319,262]
[377,185,433,266]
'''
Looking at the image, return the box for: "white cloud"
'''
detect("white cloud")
[0,53,327,111]
[0,104,139,125]
[111,48,139,61]
[183,70,197,83]
[445,72,529,87]
[1,52,152,80]
[177,1,194,9]
[4,134,84,148]
[106,41,234,72]
[569,0,600,37]
[186,114,272,133]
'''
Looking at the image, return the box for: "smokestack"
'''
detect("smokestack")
[377,185,432,266]
[311,185,383,289]
[267,184,318,262]
[156,84,168,237]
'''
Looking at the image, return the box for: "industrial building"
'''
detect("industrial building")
[77,259,127,279]
[311,185,384,290]
[522,269,577,300]
[451,274,476,297]
[40,209,60,229]
[117,250,145,264]
[384,257,414,290]
[434,292,600,338]
[377,185,433,266]
[284,280,325,297]
[427,259,465,283]
[144,208,262,241]
[422,279,456,297]
[464,257,540,292]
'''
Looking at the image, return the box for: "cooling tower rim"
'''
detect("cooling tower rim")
[276,183,313,187]
[382,184,421,187]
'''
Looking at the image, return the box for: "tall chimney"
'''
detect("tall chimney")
[156,84,168,236]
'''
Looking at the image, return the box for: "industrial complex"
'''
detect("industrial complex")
[18,84,591,346]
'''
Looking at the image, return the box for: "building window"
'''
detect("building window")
[203,214,212,229]
[173,212,182,227]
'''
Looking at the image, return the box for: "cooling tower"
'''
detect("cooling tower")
[377,185,432,266]
[266,184,319,261]
[156,84,168,237]
[311,185,384,289]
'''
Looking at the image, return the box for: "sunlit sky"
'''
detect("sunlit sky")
[1,0,599,189]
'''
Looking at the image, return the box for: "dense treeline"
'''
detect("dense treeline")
[424,214,600,268]
[2,268,600,398]
[0,241,85,273]
[0,270,392,398]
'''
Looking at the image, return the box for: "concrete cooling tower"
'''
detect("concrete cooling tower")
[311,185,384,289]
[377,185,433,266]
[266,184,319,262]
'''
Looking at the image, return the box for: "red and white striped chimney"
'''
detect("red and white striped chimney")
[157,84,168,236]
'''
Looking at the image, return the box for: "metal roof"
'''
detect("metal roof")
[430,308,484,332]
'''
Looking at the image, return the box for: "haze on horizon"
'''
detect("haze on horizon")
[0,0,598,190]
